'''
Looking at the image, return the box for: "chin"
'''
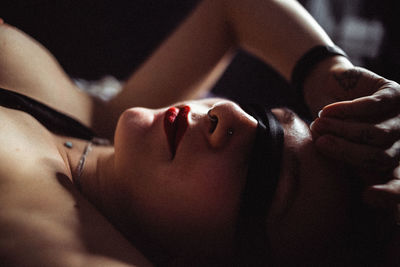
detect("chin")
[116,108,155,138]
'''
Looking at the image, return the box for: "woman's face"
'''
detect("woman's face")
[113,98,258,255]
[112,98,351,262]
[266,109,351,265]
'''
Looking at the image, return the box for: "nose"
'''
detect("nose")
[206,101,257,148]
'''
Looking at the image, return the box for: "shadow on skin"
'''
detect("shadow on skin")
[55,172,148,265]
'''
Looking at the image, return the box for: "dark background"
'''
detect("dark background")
[2,0,398,115]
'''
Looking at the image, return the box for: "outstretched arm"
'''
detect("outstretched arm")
[103,0,345,137]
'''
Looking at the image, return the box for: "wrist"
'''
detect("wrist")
[302,55,354,117]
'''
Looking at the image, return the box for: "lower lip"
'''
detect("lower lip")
[164,106,190,157]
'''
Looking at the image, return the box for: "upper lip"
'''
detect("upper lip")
[164,106,190,158]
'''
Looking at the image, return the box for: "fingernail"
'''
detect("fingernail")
[318,110,323,118]
[310,121,315,130]
[310,119,324,134]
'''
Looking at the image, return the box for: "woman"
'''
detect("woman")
[0,65,360,265]
[1,0,399,265]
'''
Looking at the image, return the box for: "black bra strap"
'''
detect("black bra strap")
[0,87,97,140]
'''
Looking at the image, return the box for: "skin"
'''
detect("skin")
[267,108,351,265]
[75,98,352,264]
[1,0,399,263]
[100,0,336,136]
[0,106,151,266]
[83,99,259,263]
[0,92,352,265]
[308,66,400,206]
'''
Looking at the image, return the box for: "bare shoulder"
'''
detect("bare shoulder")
[0,109,152,266]
[0,23,95,128]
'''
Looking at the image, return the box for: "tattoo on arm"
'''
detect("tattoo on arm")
[334,69,362,92]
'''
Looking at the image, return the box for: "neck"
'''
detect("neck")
[58,136,116,213]
[79,145,115,212]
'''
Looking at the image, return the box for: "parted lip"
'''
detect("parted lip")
[164,106,190,158]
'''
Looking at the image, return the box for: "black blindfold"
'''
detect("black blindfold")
[235,104,284,264]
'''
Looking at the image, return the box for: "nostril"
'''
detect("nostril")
[207,109,218,122]
[207,110,218,133]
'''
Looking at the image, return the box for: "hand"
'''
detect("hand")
[302,60,384,117]
[310,74,400,207]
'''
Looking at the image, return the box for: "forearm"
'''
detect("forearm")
[226,0,335,80]
[110,1,334,105]
[225,0,362,117]
[109,0,346,130]
[106,0,234,137]
[302,55,354,117]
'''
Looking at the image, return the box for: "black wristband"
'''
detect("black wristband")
[291,45,348,88]
[291,45,348,118]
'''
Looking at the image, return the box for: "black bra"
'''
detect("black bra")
[235,104,284,265]
[0,87,99,140]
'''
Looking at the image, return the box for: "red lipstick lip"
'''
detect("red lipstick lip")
[164,106,190,158]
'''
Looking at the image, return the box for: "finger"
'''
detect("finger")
[363,165,400,208]
[364,179,400,208]
[0,18,3,24]
[320,85,400,121]
[315,135,400,172]
[311,117,400,148]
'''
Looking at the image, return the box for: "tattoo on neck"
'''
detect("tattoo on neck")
[334,69,362,91]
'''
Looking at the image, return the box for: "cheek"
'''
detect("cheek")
[187,166,244,219]
[267,146,351,263]
[129,159,246,233]
[126,167,244,257]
